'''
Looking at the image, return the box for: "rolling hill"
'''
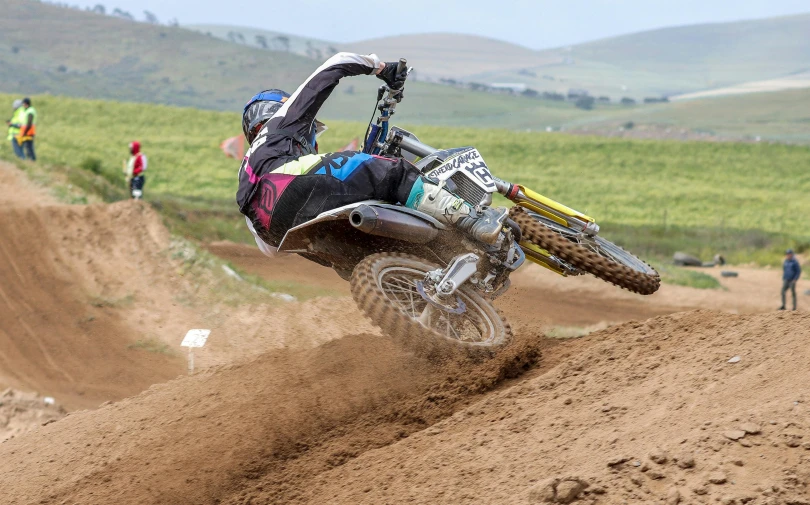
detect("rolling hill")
[3,1,809,138]
[342,33,561,81]
[671,71,810,100]
[0,0,564,124]
[186,24,338,60]
[561,13,810,76]
[0,0,318,110]
[475,13,810,99]
[193,13,810,99]
[602,87,810,143]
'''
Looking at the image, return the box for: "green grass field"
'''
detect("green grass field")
[615,89,810,142]
[2,92,808,266]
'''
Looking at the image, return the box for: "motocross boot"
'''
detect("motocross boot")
[406,178,507,245]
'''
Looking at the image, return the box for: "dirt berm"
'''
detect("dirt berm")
[0,160,381,411]
[0,200,184,409]
[2,310,808,504]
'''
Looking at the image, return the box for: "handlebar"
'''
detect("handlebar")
[363,57,410,155]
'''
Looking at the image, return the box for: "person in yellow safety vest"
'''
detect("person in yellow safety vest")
[17,98,37,161]
[5,99,25,159]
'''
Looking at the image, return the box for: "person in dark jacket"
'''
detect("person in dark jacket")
[779,249,801,311]
[236,52,507,257]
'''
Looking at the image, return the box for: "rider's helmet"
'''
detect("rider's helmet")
[129,141,141,155]
[242,89,290,144]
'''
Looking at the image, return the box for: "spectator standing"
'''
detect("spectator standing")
[6,99,24,158]
[18,98,37,161]
[123,141,147,199]
[779,249,801,311]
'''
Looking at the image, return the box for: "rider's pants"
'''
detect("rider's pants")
[130,175,145,199]
[246,151,421,248]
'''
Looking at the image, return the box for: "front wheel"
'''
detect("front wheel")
[350,253,512,356]
[510,207,660,295]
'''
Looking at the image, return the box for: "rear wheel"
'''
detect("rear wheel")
[510,206,660,295]
[350,253,512,356]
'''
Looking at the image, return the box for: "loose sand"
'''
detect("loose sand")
[2,160,808,504]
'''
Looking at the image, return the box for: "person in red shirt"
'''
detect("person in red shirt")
[124,141,147,199]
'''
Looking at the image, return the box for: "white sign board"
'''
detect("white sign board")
[181,329,210,348]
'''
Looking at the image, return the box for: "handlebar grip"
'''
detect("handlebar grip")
[396,58,407,75]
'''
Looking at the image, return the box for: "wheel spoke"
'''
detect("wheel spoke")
[378,266,490,343]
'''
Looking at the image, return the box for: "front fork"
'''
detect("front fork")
[494,179,598,276]
[494,179,599,235]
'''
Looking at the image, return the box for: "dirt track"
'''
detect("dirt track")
[0,166,183,410]
[208,241,804,329]
[2,311,807,504]
[2,160,810,504]
[207,242,679,329]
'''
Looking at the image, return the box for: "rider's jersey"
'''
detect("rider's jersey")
[236,52,382,214]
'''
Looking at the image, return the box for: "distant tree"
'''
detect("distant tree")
[112,8,134,20]
[643,96,670,104]
[521,88,539,98]
[305,41,321,59]
[468,82,489,92]
[597,96,610,103]
[255,35,268,49]
[344,85,355,95]
[567,89,589,100]
[143,10,159,24]
[623,121,635,130]
[542,91,565,101]
[91,4,105,14]
[273,36,290,52]
[620,97,636,106]
[167,18,179,27]
[327,46,339,56]
[227,31,246,44]
[575,96,595,110]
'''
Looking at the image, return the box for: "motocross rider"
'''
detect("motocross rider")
[237,52,508,257]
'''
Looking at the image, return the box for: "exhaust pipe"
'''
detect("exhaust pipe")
[350,205,438,244]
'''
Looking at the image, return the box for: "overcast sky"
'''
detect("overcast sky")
[69,0,810,49]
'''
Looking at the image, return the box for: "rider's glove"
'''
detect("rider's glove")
[376,62,407,90]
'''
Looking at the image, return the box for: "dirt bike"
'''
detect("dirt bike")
[276,59,659,354]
